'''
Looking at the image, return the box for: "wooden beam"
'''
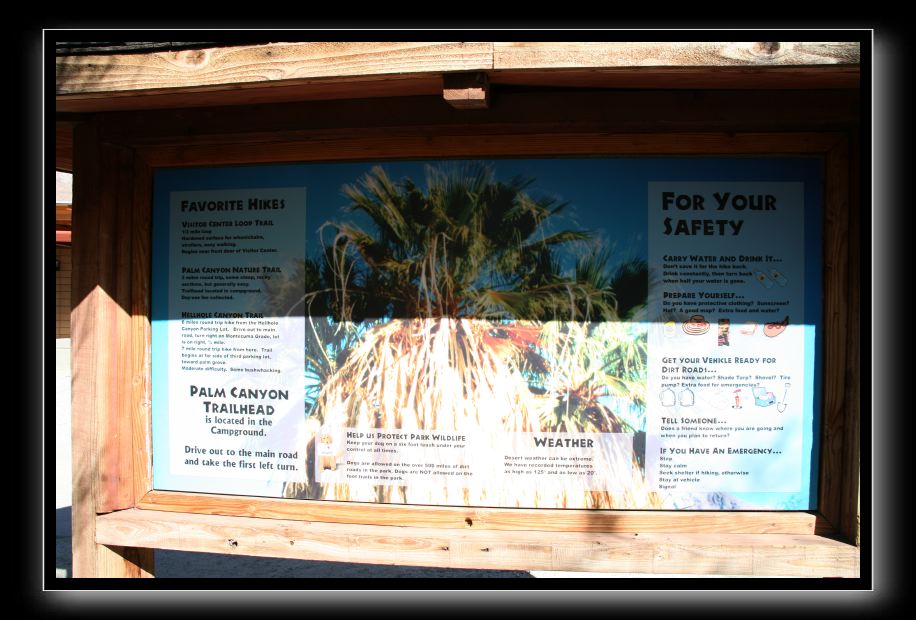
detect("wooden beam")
[56,42,861,113]
[56,67,860,114]
[93,91,860,148]
[489,66,860,90]
[97,509,859,577]
[138,490,816,534]
[492,42,860,69]
[56,42,493,96]
[442,72,489,109]
[134,131,845,169]
[57,74,445,113]
[57,42,858,98]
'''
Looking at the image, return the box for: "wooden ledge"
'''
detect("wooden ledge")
[97,509,858,577]
[138,490,818,534]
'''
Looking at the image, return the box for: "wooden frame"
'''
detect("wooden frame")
[56,42,861,114]
[70,96,860,577]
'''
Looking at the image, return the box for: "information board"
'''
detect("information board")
[151,158,822,510]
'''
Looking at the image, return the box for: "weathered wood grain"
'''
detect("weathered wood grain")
[138,490,816,534]
[70,120,102,578]
[56,42,493,95]
[57,74,445,113]
[110,144,136,511]
[131,156,154,505]
[97,509,859,576]
[71,123,154,577]
[96,545,155,578]
[55,42,860,112]
[85,143,135,513]
[56,41,859,97]
[493,42,860,69]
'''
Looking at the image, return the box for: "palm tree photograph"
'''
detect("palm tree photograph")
[275,160,660,509]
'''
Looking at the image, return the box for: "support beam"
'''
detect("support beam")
[70,121,155,577]
[56,42,493,96]
[492,41,860,69]
[137,490,817,534]
[97,509,859,577]
[56,42,861,113]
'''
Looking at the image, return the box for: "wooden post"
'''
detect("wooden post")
[843,131,861,546]
[70,120,154,577]
[818,139,855,542]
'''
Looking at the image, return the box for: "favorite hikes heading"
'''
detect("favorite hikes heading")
[179,197,286,212]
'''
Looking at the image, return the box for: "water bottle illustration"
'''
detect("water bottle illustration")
[769,268,788,287]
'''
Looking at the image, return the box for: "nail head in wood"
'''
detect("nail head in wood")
[443,72,490,110]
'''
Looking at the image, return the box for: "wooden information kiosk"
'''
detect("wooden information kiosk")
[57,41,862,578]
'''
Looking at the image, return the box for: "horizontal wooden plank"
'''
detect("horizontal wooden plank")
[56,42,223,55]
[55,42,861,112]
[489,66,860,90]
[57,74,445,113]
[138,491,816,534]
[57,42,859,98]
[92,90,859,147]
[493,42,861,69]
[135,131,844,168]
[97,509,858,576]
[56,66,859,114]
[56,42,493,96]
